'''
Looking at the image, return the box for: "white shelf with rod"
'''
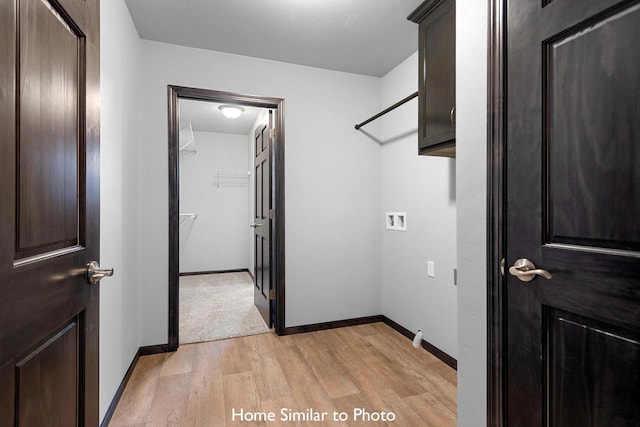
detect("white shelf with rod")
[179,122,197,154]
[178,212,198,226]
[215,170,251,189]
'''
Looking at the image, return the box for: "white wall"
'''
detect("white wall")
[179,131,249,273]
[456,0,488,425]
[97,3,488,424]
[99,0,141,422]
[247,111,269,275]
[379,52,458,358]
[137,40,383,344]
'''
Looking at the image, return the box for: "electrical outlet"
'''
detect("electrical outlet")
[427,261,435,277]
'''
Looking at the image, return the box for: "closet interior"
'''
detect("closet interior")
[178,98,271,344]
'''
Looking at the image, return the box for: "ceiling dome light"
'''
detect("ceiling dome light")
[218,105,245,119]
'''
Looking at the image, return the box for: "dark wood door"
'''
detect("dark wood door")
[506,0,640,425]
[253,112,273,327]
[0,0,101,425]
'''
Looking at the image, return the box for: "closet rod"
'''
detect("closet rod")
[354,91,418,130]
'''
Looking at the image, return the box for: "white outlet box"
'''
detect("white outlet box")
[427,261,435,277]
[385,212,407,231]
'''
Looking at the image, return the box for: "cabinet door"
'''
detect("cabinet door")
[418,0,455,156]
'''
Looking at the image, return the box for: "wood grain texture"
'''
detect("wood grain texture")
[17,322,78,427]
[547,308,640,425]
[107,323,456,427]
[17,0,80,255]
[487,0,507,424]
[0,0,100,424]
[381,316,456,369]
[254,120,271,327]
[546,2,640,251]
[284,316,384,335]
[147,373,191,426]
[185,348,225,426]
[505,0,640,425]
[106,354,167,426]
[413,0,456,157]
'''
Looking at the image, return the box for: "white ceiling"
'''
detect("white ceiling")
[124,0,423,77]
[179,99,265,135]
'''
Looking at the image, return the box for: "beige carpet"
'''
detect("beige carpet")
[179,271,270,344]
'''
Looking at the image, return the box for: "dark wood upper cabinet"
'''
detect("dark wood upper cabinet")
[409,0,456,158]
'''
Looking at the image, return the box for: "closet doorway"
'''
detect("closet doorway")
[168,87,285,351]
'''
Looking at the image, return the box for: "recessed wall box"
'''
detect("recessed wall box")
[386,212,407,231]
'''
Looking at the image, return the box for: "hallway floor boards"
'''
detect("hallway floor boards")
[107,322,456,426]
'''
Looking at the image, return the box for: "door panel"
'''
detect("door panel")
[17,322,79,427]
[253,113,272,327]
[545,2,640,251]
[506,0,640,425]
[0,0,100,425]
[18,0,83,258]
[546,308,640,426]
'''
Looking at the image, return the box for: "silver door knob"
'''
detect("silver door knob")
[249,223,262,228]
[87,261,114,284]
[508,258,552,282]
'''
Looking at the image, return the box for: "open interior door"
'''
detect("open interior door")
[504,0,640,424]
[252,111,273,328]
[0,0,103,425]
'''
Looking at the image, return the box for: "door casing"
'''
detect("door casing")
[487,0,509,425]
[167,86,286,351]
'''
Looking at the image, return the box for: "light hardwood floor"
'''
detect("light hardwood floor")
[107,322,457,426]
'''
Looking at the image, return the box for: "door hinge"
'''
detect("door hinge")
[269,128,275,139]
[269,209,275,219]
[269,289,276,300]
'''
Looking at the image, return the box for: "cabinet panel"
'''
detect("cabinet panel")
[411,0,456,157]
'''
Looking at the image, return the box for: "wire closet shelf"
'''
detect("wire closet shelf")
[215,169,251,189]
